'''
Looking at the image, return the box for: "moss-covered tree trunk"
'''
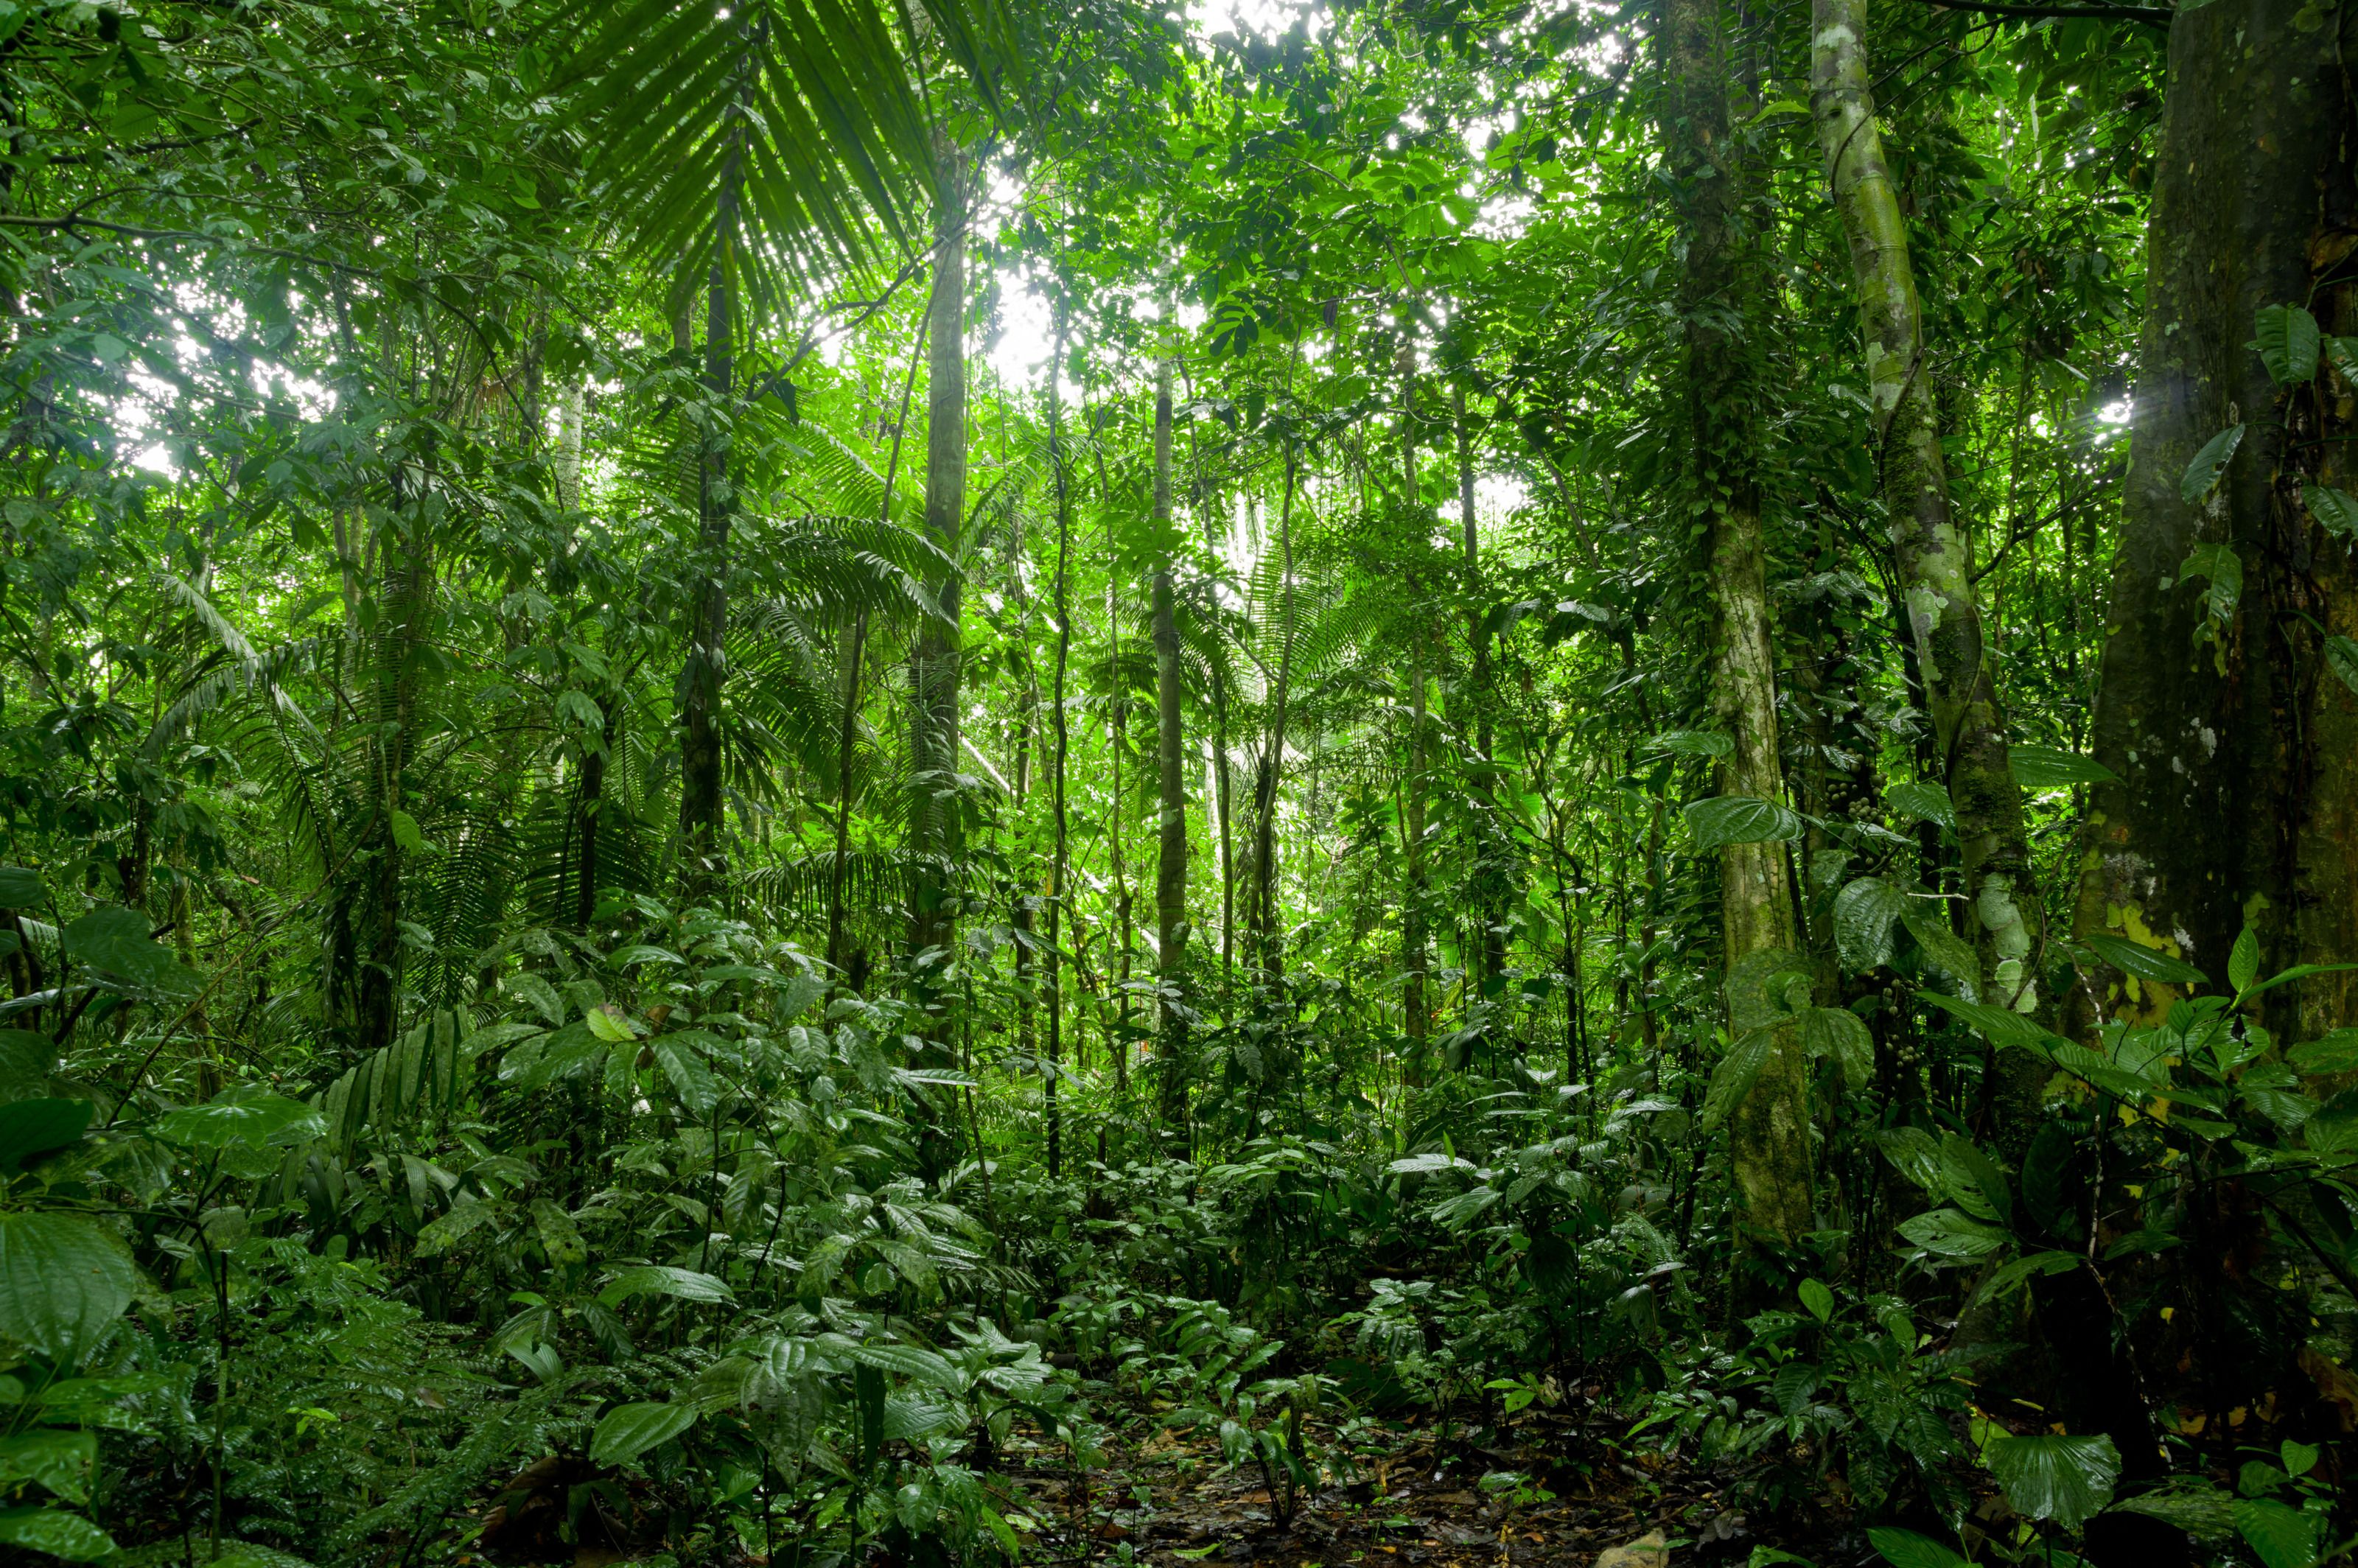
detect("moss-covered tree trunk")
[2072,0,2358,1041]
[1152,354,1191,1129]
[1665,0,1811,1243]
[1808,0,2048,1135]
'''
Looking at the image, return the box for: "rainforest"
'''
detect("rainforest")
[0,0,2353,1562]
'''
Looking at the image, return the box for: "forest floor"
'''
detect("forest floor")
[984,1399,1864,1568]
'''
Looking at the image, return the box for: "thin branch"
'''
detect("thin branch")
[1915,0,2171,25]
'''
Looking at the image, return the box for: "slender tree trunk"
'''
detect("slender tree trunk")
[1046,318,1074,1178]
[1455,383,1504,997]
[1250,449,1298,977]
[1214,668,1234,1006]
[1808,0,2049,1140]
[1667,0,1811,1242]
[678,167,740,904]
[1152,355,1190,1130]
[827,301,928,977]
[2072,0,2358,1041]
[1398,345,1430,1071]
[909,141,968,972]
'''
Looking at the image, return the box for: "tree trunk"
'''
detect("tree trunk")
[1398,344,1430,1069]
[1667,0,1811,1242]
[1250,450,1298,978]
[1455,383,1504,998]
[2072,0,2358,1041]
[1046,317,1074,1178]
[908,143,968,971]
[1152,355,1190,1129]
[1808,0,2049,1126]
[678,181,738,903]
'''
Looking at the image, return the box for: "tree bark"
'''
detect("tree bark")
[1808,0,2049,1134]
[678,172,738,904]
[1667,0,1811,1242]
[1398,343,1430,1070]
[908,143,968,971]
[1046,317,1074,1178]
[2071,0,2358,1041]
[1250,449,1298,978]
[1152,354,1191,1129]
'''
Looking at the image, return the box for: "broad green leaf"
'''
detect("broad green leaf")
[1683,795,1801,850]
[388,808,426,854]
[1895,1206,2008,1259]
[2181,542,2243,625]
[590,1400,699,1466]
[598,1265,732,1308]
[2109,1479,2239,1542]
[1901,907,1981,1000]
[2255,304,2322,387]
[1965,1249,2078,1308]
[850,1339,961,1391]
[0,1213,135,1363]
[0,1430,96,1503]
[0,1030,57,1089]
[2180,424,2245,503]
[1885,780,1955,830]
[1701,1027,1777,1132]
[63,906,197,995]
[0,867,42,907]
[530,1199,587,1270]
[1916,990,2054,1054]
[0,1504,117,1561]
[2008,744,2116,789]
[2325,636,2358,698]
[0,1099,91,1173]
[2307,1088,2358,1155]
[1797,1278,1833,1322]
[2230,928,2261,994]
[2289,1028,2358,1077]
[157,1089,324,1150]
[1833,876,1910,972]
[2303,484,2358,542]
[505,972,564,1025]
[1801,1006,1872,1089]
[1984,1432,2120,1530]
[1648,729,1732,759]
[1867,1527,1969,1568]
[415,1201,504,1257]
[649,1037,717,1115]
[584,1004,639,1044]
[2081,932,2206,987]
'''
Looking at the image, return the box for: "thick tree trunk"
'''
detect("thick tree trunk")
[1152,356,1191,1130]
[1808,0,2049,1133]
[1666,0,1811,1243]
[908,147,968,970]
[2073,0,2358,1040]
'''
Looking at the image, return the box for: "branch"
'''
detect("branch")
[1917,0,2172,26]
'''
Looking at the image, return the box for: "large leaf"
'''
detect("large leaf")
[62,906,197,995]
[1683,795,1801,850]
[2080,932,2206,987]
[0,1030,57,1091]
[1884,780,1955,830]
[648,1036,718,1115]
[0,1504,117,1561]
[1895,1206,2008,1259]
[0,1429,96,1503]
[1833,876,1910,972]
[590,1400,699,1466]
[850,1339,960,1391]
[0,867,42,907]
[1801,1006,1872,1089]
[0,1099,91,1173]
[2255,304,2322,387]
[1701,1027,1777,1132]
[156,1089,325,1150]
[2234,1497,2324,1568]
[1901,906,1981,1000]
[2303,484,2358,544]
[598,1265,733,1308]
[2180,424,2245,503]
[1984,1432,2120,1530]
[2325,635,2358,699]
[1867,1527,1969,1568]
[0,1213,135,1364]
[2009,744,2116,789]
